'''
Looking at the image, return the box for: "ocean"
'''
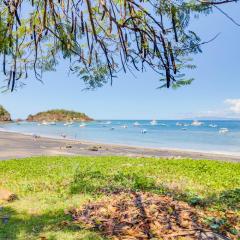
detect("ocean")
[1,120,240,155]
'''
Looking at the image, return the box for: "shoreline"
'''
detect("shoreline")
[0,130,240,162]
[3,128,240,157]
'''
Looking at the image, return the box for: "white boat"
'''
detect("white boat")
[40,121,48,125]
[209,124,218,128]
[150,120,157,125]
[39,121,56,126]
[219,128,229,134]
[191,120,203,126]
[121,125,128,128]
[64,121,74,126]
[79,123,86,128]
[133,121,140,126]
[105,121,112,125]
[176,122,183,126]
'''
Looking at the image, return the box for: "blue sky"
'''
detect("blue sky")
[0,4,240,120]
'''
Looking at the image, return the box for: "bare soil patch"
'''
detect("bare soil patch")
[0,189,17,202]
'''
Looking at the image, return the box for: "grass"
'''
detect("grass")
[0,156,239,239]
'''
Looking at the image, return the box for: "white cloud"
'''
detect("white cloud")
[225,99,240,114]
[178,98,240,119]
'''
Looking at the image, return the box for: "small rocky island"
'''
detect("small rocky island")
[0,105,11,122]
[27,109,93,122]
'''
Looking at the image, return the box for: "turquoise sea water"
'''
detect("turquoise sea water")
[1,120,240,155]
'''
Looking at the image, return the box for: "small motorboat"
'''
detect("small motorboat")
[79,123,86,128]
[219,128,229,134]
[133,121,140,126]
[64,121,74,126]
[191,120,203,126]
[39,121,56,126]
[209,124,218,128]
[48,121,56,125]
[40,121,48,125]
[150,120,157,125]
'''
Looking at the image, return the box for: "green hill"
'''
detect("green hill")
[27,109,93,122]
[0,105,11,121]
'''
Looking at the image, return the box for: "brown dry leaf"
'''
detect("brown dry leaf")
[58,220,70,228]
[39,236,47,240]
[71,192,233,240]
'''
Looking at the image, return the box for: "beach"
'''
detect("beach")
[1,130,240,162]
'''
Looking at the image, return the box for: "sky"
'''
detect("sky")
[0,4,240,120]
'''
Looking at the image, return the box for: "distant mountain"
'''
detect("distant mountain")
[27,109,93,122]
[0,105,11,122]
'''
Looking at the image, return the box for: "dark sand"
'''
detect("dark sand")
[0,131,240,162]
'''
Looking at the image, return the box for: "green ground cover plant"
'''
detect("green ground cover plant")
[0,156,239,239]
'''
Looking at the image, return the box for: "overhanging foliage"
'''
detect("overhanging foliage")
[0,0,238,91]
